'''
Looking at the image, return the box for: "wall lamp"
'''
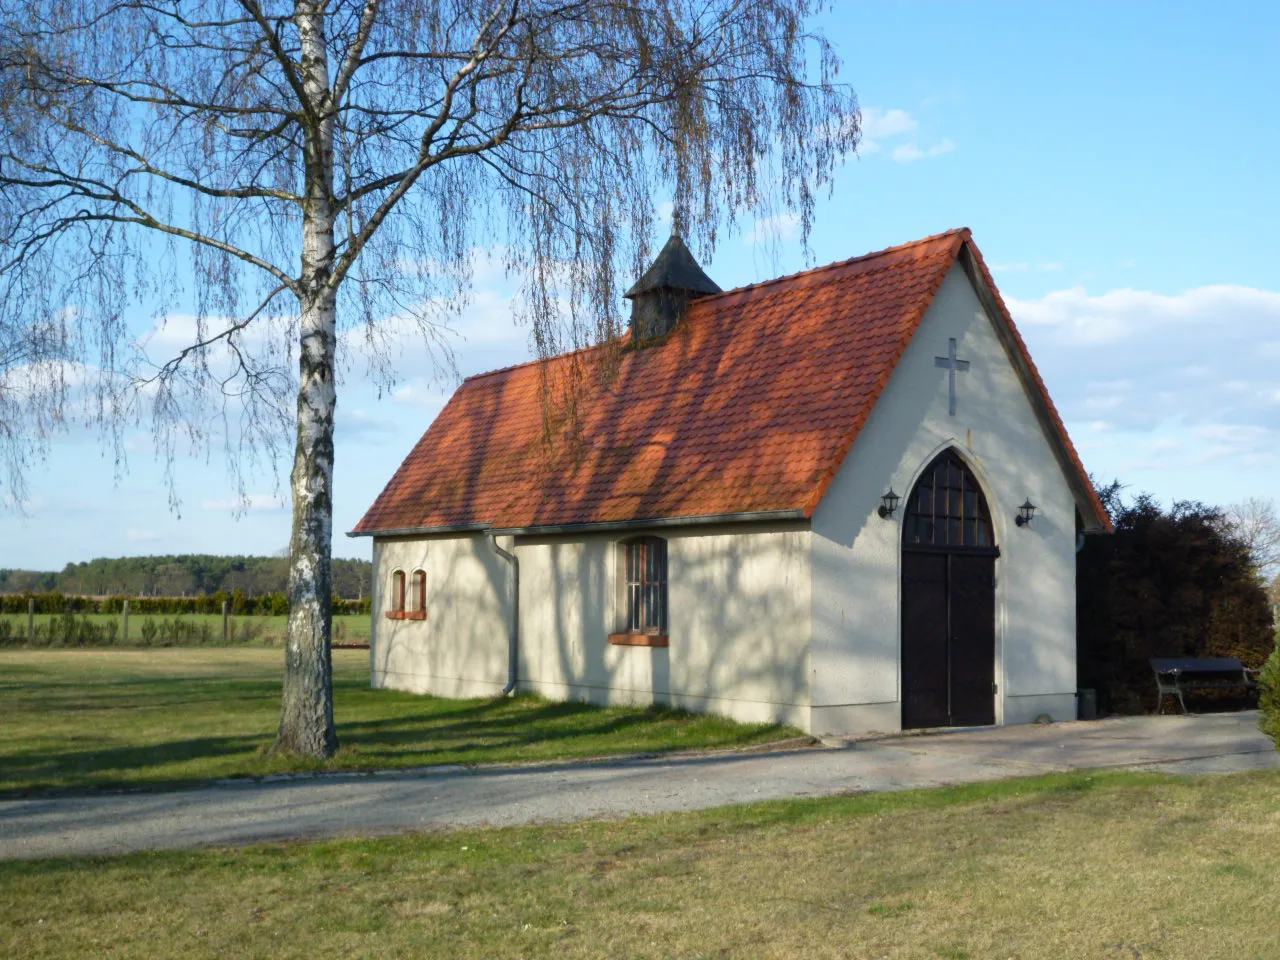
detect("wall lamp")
[878,488,901,519]
[1015,499,1037,527]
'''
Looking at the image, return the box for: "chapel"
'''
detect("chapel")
[351,229,1111,734]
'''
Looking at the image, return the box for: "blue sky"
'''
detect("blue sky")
[4,2,1278,569]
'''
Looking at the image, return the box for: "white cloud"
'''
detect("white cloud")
[125,528,160,542]
[1007,283,1280,476]
[137,312,288,366]
[745,213,802,247]
[856,108,955,163]
[390,376,451,413]
[1010,284,1280,345]
[200,493,286,512]
[990,262,1065,274]
[858,107,917,154]
[891,138,956,163]
[335,407,399,442]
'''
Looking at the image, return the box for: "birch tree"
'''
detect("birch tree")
[0,0,859,757]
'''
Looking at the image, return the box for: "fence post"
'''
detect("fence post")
[222,600,229,644]
[27,597,34,642]
[123,599,130,644]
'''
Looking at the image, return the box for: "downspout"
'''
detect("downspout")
[487,533,519,695]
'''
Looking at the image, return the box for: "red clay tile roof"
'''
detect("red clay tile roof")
[353,229,1111,535]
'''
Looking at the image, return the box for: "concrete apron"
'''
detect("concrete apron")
[844,710,1277,772]
[1,711,1276,862]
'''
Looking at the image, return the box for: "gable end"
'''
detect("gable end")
[955,243,1111,533]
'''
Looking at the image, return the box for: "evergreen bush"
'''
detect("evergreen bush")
[1078,483,1274,714]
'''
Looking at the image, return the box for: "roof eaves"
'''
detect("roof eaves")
[347,522,493,538]
[348,509,808,539]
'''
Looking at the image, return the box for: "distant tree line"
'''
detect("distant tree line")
[0,554,372,599]
[0,592,370,617]
[1078,481,1276,714]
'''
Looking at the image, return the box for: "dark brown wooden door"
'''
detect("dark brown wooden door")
[901,552,996,728]
[901,552,950,728]
[901,451,998,730]
[949,554,996,726]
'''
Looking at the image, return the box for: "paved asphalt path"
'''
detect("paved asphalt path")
[2,712,1275,861]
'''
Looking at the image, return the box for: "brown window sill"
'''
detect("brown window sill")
[385,611,427,621]
[608,633,669,648]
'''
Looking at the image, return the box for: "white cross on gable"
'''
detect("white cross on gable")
[934,338,970,416]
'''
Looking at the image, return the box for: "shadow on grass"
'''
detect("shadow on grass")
[0,734,279,797]
[333,696,787,758]
[2,685,792,799]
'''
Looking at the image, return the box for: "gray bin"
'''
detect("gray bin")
[1077,688,1097,721]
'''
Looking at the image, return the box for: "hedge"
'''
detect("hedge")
[0,590,371,617]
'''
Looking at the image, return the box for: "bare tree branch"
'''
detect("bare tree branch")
[0,0,860,758]
[1227,498,1280,579]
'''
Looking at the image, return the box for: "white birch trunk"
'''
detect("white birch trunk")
[277,1,339,758]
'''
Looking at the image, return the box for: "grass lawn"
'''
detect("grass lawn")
[2,770,1279,958]
[0,612,369,645]
[0,649,796,795]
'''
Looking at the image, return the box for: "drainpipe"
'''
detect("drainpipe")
[486,533,519,695]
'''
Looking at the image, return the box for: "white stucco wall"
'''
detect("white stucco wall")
[370,534,512,698]
[516,524,812,728]
[808,262,1079,734]
[370,524,812,729]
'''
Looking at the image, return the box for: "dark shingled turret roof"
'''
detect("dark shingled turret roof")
[624,234,722,299]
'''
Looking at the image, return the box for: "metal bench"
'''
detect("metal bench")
[1149,657,1259,715]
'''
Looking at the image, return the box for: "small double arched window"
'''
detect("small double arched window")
[387,568,427,620]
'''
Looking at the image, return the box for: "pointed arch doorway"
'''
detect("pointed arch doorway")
[901,450,999,729]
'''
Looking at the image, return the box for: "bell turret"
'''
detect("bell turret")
[624,235,721,344]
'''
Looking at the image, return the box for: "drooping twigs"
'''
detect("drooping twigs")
[0,0,860,757]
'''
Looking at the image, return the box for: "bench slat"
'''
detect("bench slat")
[1150,657,1245,674]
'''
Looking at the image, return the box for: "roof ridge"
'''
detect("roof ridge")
[699,227,970,304]
[458,228,969,384]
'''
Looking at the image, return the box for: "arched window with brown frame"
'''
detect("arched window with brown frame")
[387,569,406,619]
[903,450,996,551]
[408,569,427,620]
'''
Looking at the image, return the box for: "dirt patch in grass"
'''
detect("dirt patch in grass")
[2,770,1278,958]
[0,649,797,796]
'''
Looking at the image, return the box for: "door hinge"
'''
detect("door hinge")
[992,682,998,694]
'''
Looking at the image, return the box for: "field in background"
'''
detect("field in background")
[0,613,370,647]
[3,769,1278,958]
[0,648,796,795]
